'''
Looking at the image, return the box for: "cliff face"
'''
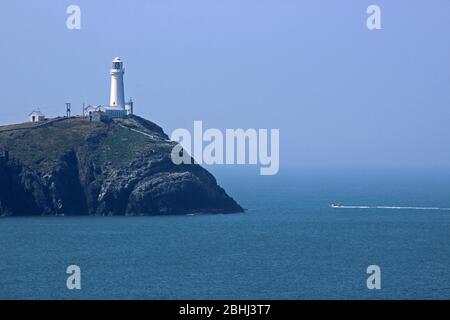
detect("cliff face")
[0,116,243,216]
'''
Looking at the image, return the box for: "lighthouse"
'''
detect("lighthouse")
[84,57,133,119]
[110,57,125,108]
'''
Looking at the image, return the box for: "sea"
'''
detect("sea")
[1,167,450,299]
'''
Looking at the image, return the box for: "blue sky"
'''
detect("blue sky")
[0,0,449,169]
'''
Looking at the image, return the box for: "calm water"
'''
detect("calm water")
[1,168,450,299]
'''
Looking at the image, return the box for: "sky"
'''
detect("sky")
[0,0,449,169]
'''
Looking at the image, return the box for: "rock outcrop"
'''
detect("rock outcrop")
[0,115,243,216]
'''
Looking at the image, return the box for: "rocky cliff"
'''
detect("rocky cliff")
[0,115,243,216]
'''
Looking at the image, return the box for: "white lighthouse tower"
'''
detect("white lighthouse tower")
[110,57,125,108]
[84,57,133,119]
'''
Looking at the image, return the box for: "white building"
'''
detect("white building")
[84,105,104,115]
[29,111,45,123]
[125,98,134,115]
[84,57,134,119]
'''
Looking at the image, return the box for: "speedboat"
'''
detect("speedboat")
[330,203,341,208]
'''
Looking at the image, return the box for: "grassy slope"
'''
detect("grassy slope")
[0,117,174,171]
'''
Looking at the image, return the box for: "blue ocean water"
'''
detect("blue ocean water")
[1,168,450,299]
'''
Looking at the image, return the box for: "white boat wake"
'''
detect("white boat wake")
[330,204,450,211]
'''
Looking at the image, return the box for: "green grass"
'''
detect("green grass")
[0,119,95,169]
[95,125,149,167]
[0,117,175,171]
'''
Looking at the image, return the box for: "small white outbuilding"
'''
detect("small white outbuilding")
[29,111,45,123]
